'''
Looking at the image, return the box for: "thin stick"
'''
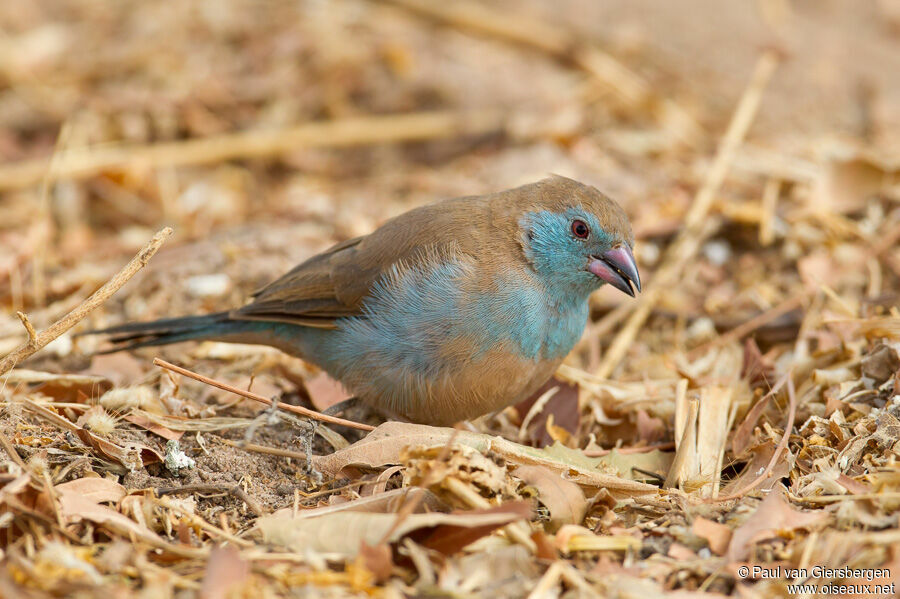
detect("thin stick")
[14,312,37,347]
[707,375,797,503]
[758,178,780,246]
[0,227,173,376]
[153,358,374,431]
[220,438,309,460]
[0,110,504,192]
[156,482,265,517]
[595,51,779,379]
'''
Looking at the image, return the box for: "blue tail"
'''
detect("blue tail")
[80,311,237,352]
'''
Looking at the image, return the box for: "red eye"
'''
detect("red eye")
[571,220,590,239]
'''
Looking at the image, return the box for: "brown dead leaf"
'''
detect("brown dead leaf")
[305,371,352,412]
[4,369,112,403]
[313,422,657,497]
[726,487,828,561]
[57,483,169,548]
[270,488,448,520]
[691,516,732,556]
[86,352,146,386]
[55,478,126,507]
[420,501,533,555]
[123,411,184,441]
[199,546,249,599]
[256,506,526,558]
[73,428,163,471]
[812,150,899,214]
[596,449,673,482]
[513,378,580,447]
[514,465,587,531]
[358,543,393,583]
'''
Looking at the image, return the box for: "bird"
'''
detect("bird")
[85,176,640,425]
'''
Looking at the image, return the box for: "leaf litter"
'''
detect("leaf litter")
[1,0,900,597]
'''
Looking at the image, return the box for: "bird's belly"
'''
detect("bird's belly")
[298,257,588,425]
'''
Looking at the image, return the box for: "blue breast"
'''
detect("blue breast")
[309,256,589,386]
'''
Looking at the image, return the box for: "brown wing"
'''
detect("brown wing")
[231,195,496,329]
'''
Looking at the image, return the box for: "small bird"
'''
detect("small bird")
[88,176,640,425]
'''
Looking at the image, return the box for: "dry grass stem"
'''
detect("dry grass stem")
[0,226,172,375]
[153,358,374,431]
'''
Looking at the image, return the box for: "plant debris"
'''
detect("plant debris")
[2,0,900,597]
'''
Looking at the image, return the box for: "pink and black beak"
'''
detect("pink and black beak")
[588,245,642,297]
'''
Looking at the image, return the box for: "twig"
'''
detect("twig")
[0,111,505,191]
[595,51,780,379]
[153,358,374,431]
[156,481,265,517]
[706,375,797,503]
[220,438,309,460]
[0,429,28,471]
[15,312,37,347]
[0,227,173,376]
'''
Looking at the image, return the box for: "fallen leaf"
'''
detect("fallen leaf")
[358,543,393,583]
[305,372,352,412]
[57,486,169,549]
[668,542,697,560]
[270,487,448,520]
[514,465,587,531]
[596,449,673,482]
[812,149,899,214]
[55,478,126,507]
[514,378,580,447]
[5,369,112,403]
[123,411,184,441]
[721,441,789,496]
[256,506,526,558]
[726,487,828,561]
[313,422,657,497]
[199,546,249,599]
[420,502,533,555]
[554,524,641,553]
[74,428,163,471]
[691,517,732,556]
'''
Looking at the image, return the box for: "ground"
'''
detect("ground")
[1,0,900,597]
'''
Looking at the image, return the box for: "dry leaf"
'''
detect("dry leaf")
[358,543,393,583]
[691,517,732,556]
[123,411,184,441]
[420,502,533,555]
[513,378,580,447]
[305,371,352,412]
[726,487,828,561]
[199,546,249,599]
[514,464,587,531]
[57,483,169,548]
[256,506,526,558]
[56,478,126,507]
[313,422,657,497]
[271,488,448,520]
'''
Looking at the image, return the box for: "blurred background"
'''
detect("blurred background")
[0,0,898,368]
[3,4,900,593]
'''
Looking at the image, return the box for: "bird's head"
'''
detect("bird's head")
[517,177,640,298]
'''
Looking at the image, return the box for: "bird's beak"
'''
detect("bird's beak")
[588,245,642,297]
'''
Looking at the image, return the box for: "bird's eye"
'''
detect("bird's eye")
[571,220,590,239]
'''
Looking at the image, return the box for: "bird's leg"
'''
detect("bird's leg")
[319,396,361,418]
[322,396,412,424]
